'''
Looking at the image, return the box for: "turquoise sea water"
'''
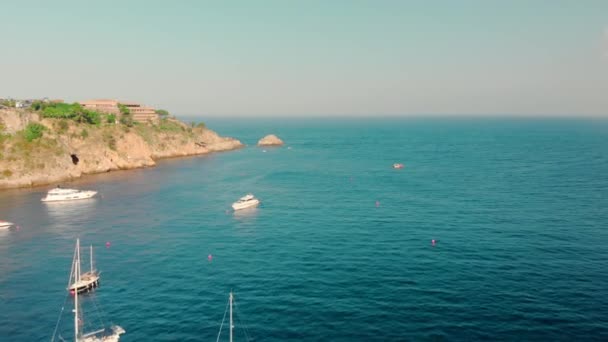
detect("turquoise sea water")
[1,118,607,341]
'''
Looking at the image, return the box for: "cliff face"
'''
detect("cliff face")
[0,109,243,189]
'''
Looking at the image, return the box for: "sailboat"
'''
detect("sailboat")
[68,239,100,293]
[216,291,252,342]
[70,238,125,341]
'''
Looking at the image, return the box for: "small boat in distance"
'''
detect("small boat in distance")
[0,221,14,229]
[231,194,260,211]
[393,163,404,169]
[68,239,100,294]
[41,187,97,202]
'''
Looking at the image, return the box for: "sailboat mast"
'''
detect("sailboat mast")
[77,239,81,281]
[229,291,233,342]
[90,244,94,273]
[74,239,80,341]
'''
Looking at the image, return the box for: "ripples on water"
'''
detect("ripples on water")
[0,118,607,341]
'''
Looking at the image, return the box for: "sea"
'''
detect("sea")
[0,117,607,341]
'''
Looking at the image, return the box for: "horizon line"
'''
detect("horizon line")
[175,113,608,119]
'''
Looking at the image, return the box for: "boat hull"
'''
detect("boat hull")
[41,190,97,202]
[0,222,13,229]
[232,199,260,211]
[80,325,125,342]
[69,271,100,293]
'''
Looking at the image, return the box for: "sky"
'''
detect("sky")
[1,0,607,117]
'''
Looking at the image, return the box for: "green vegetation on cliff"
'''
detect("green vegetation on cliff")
[117,104,134,127]
[24,123,46,142]
[1,99,16,107]
[155,109,170,119]
[34,102,102,125]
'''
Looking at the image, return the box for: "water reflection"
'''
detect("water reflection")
[0,226,13,237]
[43,199,99,236]
[232,207,259,220]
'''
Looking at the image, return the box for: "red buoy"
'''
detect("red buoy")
[208,254,213,262]
[105,242,111,248]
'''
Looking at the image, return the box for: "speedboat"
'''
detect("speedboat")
[41,187,97,202]
[231,194,260,211]
[393,163,404,169]
[0,221,14,229]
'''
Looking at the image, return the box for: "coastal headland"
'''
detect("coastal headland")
[0,104,243,190]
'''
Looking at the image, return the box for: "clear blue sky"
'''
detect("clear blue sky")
[1,0,607,116]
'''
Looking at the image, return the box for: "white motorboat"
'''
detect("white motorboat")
[231,194,260,211]
[41,187,97,202]
[0,221,14,229]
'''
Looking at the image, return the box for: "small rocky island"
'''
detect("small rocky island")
[257,134,284,146]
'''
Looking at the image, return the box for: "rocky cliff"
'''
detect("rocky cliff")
[0,109,243,189]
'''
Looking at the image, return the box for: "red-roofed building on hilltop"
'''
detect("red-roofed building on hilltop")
[79,99,159,123]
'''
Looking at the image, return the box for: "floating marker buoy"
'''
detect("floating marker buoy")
[105,242,111,248]
[208,254,213,262]
[70,290,75,296]
[431,239,436,247]
[375,201,380,207]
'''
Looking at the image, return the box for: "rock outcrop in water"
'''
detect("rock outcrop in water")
[257,134,284,146]
[0,109,243,189]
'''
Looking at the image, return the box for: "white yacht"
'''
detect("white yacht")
[0,221,14,229]
[41,187,97,202]
[231,194,260,211]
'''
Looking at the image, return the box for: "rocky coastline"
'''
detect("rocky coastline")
[0,109,244,190]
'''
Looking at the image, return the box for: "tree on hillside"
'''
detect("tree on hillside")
[156,109,169,119]
[118,103,130,115]
[71,103,101,125]
[118,103,134,127]
[72,103,87,123]
[31,100,47,111]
